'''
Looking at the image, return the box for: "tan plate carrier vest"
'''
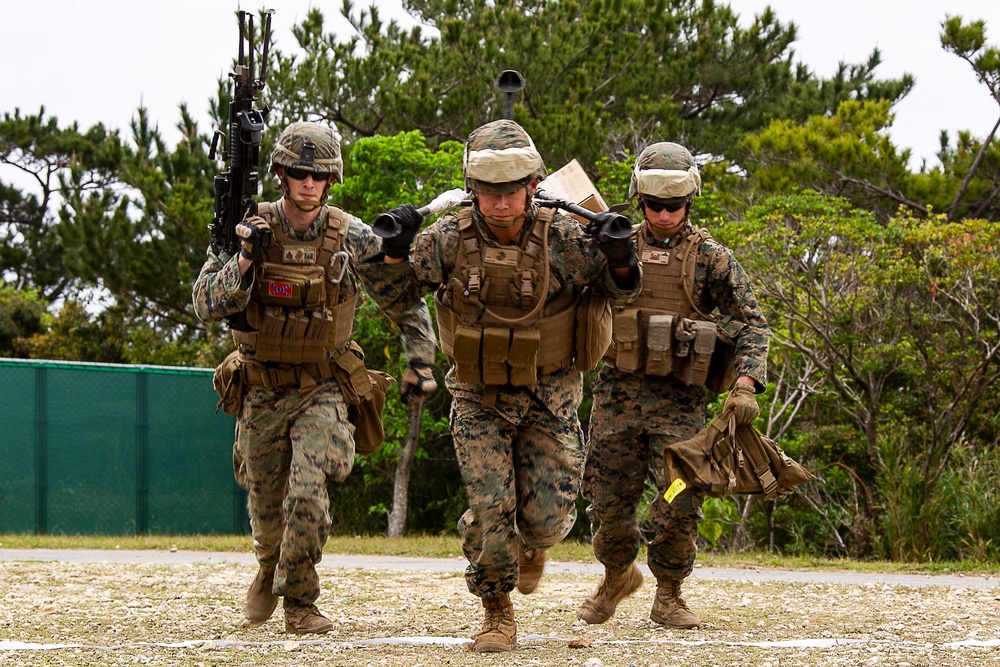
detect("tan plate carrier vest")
[607,227,729,389]
[434,208,582,387]
[231,203,357,387]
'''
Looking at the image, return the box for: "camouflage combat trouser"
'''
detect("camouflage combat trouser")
[234,380,355,604]
[583,366,706,581]
[451,396,585,598]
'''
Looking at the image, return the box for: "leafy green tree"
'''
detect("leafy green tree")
[741,100,921,221]
[331,131,462,536]
[719,192,1000,559]
[940,15,1000,221]
[0,283,47,357]
[58,107,217,339]
[0,109,123,301]
[266,0,912,177]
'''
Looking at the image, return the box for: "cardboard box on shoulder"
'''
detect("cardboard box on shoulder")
[538,159,609,225]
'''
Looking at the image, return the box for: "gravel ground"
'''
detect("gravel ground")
[2,556,999,667]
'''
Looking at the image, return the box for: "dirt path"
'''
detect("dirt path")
[2,550,999,666]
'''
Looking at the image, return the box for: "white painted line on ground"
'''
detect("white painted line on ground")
[2,636,998,651]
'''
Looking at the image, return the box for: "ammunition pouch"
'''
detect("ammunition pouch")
[212,350,245,416]
[509,328,540,386]
[645,314,674,377]
[611,309,642,373]
[609,308,732,389]
[673,318,716,387]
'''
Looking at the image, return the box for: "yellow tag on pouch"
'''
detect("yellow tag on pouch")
[663,478,687,504]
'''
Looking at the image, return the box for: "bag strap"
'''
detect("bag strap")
[725,411,779,499]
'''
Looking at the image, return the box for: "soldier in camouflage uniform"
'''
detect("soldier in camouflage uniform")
[192,122,437,634]
[356,119,641,652]
[577,142,769,630]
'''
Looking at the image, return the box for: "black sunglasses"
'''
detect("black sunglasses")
[644,198,687,213]
[285,166,332,182]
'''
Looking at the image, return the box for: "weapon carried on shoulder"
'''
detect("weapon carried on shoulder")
[209,9,274,257]
[534,189,633,242]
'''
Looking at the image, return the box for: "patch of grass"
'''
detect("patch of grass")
[2,533,998,575]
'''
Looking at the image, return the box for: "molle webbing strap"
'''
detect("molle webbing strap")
[607,228,713,378]
[629,228,708,315]
[241,357,336,390]
[233,204,355,362]
[436,207,575,383]
[328,293,357,349]
[319,207,351,308]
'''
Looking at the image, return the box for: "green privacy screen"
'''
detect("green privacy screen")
[0,358,248,535]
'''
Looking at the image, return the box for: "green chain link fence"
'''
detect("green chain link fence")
[0,358,247,535]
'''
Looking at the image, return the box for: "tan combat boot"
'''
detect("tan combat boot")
[473,593,517,652]
[516,543,547,594]
[283,598,334,634]
[576,562,644,624]
[242,565,278,628]
[650,579,700,629]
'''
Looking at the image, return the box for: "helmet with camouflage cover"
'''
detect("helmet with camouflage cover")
[270,121,344,183]
[463,119,546,195]
[628,142,701,206]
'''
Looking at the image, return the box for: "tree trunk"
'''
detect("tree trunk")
[386,403,423,538]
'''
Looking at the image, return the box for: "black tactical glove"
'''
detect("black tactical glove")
[380,204,423,260]
[235,217,270,262]
[588,212,637,269]
[400,362,438,405]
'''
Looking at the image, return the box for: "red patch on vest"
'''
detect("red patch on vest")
[268,282,293,299]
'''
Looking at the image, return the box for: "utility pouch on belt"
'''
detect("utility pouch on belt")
[509,328,540,386]
[612,310,641,373]
[482,326,510,385]
[645,314,674,376]
[212,350,244,416]
[453,324,482,384]
[675,319,716,386]
[349,369,395,457]
[331,341,373,405]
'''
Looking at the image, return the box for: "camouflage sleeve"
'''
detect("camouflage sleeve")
[343,213,383,264]
[349,216,438,366]
[548,213,642,302]
[699,241,769,388]
[191,246,253,323]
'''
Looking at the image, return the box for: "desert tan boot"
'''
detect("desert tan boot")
[283,598,334,634]
[473,593,517,652]
[576,562,644,624]
[516,543,547,594]
[242,565,278,628]
[650,579,701,629]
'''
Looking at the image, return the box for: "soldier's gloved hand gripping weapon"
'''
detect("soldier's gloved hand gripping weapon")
[534,190,637,269]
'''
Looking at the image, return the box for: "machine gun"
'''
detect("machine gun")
[209,10,274,258]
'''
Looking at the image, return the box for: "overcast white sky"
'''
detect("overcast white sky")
[4,0,1000,171]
